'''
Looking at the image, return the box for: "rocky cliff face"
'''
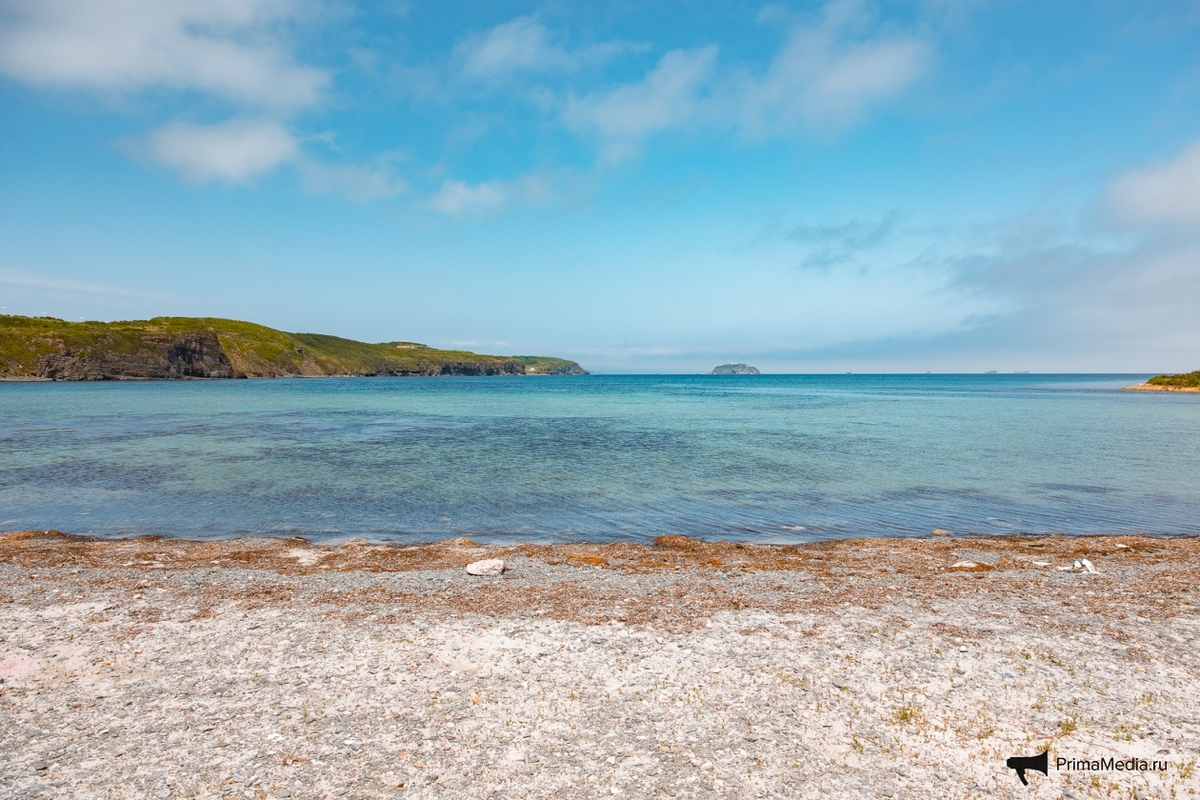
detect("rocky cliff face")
[33,346,526,380]
[34,332,236,380]
[363,359,526,377]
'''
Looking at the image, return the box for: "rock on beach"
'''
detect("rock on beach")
[465,558,505,576]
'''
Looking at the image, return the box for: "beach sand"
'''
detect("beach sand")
[1,531,1198,800]
[1123,383,1200,393]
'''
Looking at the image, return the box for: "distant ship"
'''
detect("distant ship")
[712,363,760,375]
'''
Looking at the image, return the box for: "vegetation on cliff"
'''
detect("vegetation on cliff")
[1146,371,1200,389]
[0,315,587,380]
[511,355,589,375]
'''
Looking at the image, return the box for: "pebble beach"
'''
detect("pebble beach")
[1,531,1198,800]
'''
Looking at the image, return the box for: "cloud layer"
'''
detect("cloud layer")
[0,0,934,208]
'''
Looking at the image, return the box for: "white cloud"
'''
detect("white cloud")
[560,0,928,149]
[139,120,409,196]
[564,47,719,142]
[456,16,632,80]
[458,17,565,78]
[297,154,407,201]
[739,22,928,134]
[0,0,327,108]
[428,179,510,216]
[142,119,299,183]
[427,171,569,217]
[427,179,511,217]
[1106,139,1200,226]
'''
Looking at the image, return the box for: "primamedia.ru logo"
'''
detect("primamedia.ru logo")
[1056,756,1169,773]
[1006,750,1169,785]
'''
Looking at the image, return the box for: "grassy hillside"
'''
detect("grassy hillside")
[1147,371,1200,389]
[0,315,587,379]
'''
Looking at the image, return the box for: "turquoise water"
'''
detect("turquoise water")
[1,374,1198,543]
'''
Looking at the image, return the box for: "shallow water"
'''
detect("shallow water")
[1,374,1197,543]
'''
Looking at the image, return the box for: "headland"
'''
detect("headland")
[0,315,587,380]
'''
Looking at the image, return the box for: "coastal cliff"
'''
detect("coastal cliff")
[0,316,587,380]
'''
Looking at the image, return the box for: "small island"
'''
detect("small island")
[712,363,760,375]
[0,315,587,380]
[1125,370,1200,393]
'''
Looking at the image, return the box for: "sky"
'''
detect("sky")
[1,0,1200,373]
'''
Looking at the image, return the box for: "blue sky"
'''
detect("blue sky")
[2,0,1200,372]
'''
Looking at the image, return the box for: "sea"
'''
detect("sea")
[2,374,1198,543]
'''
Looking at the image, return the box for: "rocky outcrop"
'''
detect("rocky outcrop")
[34,332,236,380]
[711,363,761,375]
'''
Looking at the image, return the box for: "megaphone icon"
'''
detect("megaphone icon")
[1006,750,1049,785]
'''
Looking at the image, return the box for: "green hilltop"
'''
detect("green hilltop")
[0,315,587,380]
[1147,371,1200,389]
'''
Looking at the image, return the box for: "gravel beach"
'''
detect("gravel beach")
[1,531,1198,800]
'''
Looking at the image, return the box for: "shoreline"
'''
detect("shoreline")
[2,530,1198,799]
[1124,383,1200,392]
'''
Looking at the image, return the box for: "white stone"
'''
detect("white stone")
[466,559,505,576]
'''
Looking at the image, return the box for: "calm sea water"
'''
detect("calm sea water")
[1,374,1198,543]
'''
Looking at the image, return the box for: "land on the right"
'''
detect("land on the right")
[1125,370,1200,392]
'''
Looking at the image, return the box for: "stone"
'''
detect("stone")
[931,529,953,536]
[466,559,505,577]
